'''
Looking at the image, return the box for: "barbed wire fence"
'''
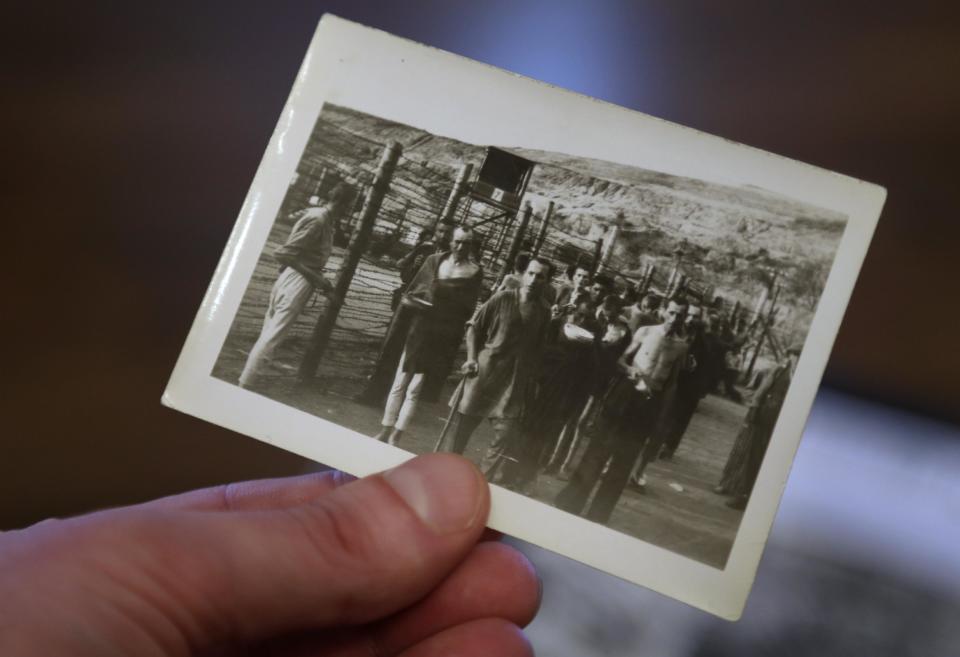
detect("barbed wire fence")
[215,118,794,394]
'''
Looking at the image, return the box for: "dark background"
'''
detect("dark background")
[3,0,956,538]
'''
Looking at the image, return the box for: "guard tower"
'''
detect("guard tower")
[461,147,536,278]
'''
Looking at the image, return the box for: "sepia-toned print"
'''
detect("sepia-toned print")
[210,102,846,569]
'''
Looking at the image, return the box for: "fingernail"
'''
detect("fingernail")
[383,454,486,535]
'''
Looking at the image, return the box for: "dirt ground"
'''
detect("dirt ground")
[213,344,748,568]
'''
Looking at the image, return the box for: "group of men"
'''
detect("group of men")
[239,188,798,526]
[371,231,759,523]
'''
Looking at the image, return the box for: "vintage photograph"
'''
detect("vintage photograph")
[162,16,886,617]
[209,102,847,570]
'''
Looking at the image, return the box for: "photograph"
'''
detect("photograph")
[210,101,846,570]
[17,2,960,653]
[163,15,885,618]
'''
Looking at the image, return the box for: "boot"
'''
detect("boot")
[725,494,747,510]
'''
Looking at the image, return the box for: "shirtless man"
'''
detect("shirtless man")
[628,303,708,489]
[556,298,689,524]
[376,227,483,446]
[657,304,712,460]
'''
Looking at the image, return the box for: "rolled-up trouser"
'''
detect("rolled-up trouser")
[239,267,314,388]
[381,350,425,431]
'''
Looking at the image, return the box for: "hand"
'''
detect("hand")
[400,294,430,310]
[461,360,479,377]
[317,277,335,296]
[0,454,539,657]
[550,304,565,318]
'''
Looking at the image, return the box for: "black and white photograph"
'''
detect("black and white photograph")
[210,101,844,570]
[164,16,885,618]
[17,1,960,653]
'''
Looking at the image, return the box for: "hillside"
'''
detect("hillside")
[311,103,846,339]
[320,103,844,265]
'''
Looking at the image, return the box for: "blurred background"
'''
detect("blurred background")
[3,1,958,654]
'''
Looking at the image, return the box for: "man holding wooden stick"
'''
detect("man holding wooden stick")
[437,258,551,482]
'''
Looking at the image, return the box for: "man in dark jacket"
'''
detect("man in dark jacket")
[720,343,800,510]
[374,227,483,446]
[358,222,456,405]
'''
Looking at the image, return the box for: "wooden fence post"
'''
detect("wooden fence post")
[298,140,403,382]
[435,162,473,228]
[666,262,681,298]
[752,286,769,323]
[490,213,513,271]
[590,238,603,277]
[639,264,654,295]
[313,166,327,195]
[745,283,781,379]
[533,201,553,256]
[499,201,534,283]
[396,199,409,235]
[598,223,621,274]
[675,274,688,299]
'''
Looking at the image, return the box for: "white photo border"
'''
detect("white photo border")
[164,15,886,620]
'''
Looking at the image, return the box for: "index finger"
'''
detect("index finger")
[144,469,356,512]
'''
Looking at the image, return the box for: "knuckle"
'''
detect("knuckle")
[218,482,244,512]
[284,498,377,572]
[282,500,385,620]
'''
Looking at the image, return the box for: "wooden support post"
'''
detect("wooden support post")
[476,229,490,266]
[314,166,327,195]
[499,201,534,283]
[598,224,620,274]
[435,162,473,229]
[765,299,784,361]
[676,274,688,299]
[752,269,780,322]
[396,200,409,234]
[768,284,781,323]
[752,286,769,323]
[490,213,513,270]
[533,201,553,256]
[640,264,654,295]
[298,141,402,382]
[590,238,603,277]
[745,283,781,379]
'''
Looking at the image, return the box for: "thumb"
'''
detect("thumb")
[12,454,490,654]
[183,453,490,644]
